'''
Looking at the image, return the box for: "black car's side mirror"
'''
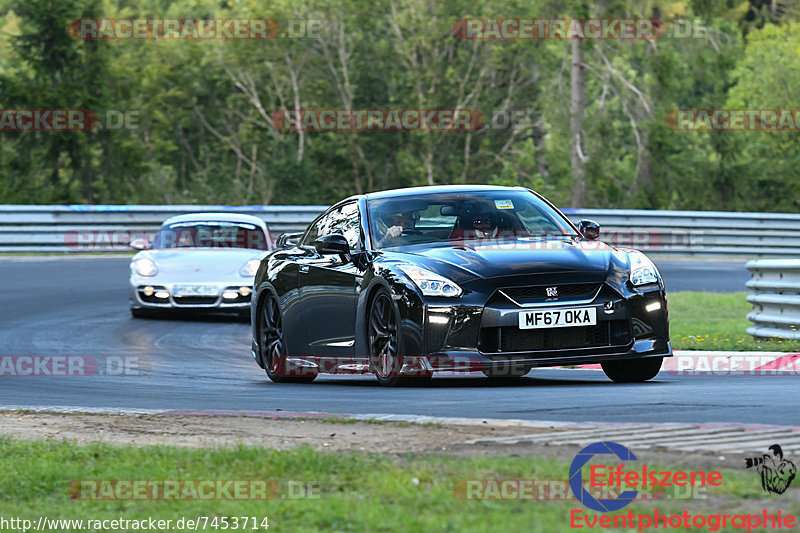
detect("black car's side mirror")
[578,219,600,240]
[314,234,350,255]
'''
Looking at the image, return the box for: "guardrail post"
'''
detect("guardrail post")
[746,259,800,340]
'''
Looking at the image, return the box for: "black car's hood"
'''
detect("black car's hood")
[381,238,628,284]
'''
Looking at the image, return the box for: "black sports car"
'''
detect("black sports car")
[250,185,670,386]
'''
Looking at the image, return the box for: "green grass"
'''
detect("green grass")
[0,437,790,533]
[669,292,800,352]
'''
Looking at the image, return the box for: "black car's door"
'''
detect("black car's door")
[271,246,314,356]
[297,201,362,358]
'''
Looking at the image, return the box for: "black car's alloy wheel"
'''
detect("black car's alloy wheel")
[260,293,316,383]
[601,357,663,383]
[369,289,400,386]
[368,288,430,386]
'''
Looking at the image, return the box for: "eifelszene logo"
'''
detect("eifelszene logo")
[570,441,639,512]
[745,445,797,495]
[569,441,722,512]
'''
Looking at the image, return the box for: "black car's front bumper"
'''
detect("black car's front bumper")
[399,278,671,372]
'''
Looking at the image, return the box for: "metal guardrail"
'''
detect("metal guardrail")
[0,204,798,256]
[746,260,800,340]
[0,205,327,253]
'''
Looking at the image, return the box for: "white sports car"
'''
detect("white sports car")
[129,213,272,318]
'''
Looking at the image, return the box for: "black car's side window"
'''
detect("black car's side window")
[301,212,329,247]
[301,202,361,250]
[333,202,361,251]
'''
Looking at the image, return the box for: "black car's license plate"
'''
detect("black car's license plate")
[518,307,597,329]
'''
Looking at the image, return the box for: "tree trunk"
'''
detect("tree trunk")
[569,37,586,208]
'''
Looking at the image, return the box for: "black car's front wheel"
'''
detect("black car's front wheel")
[601,357,663,383]
[368,288,430,387]
[259,293,316,383]
[369,289,402,386]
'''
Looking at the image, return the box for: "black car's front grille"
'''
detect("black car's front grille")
[173,296,218,305]
[479,319,631,354]
[499,283,600,303]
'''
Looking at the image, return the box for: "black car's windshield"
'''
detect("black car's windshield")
[367,190,578,250]
[152,221,269,250]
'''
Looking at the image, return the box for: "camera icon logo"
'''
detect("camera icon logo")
[744,445,796,495]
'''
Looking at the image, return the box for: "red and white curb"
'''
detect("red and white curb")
[560,351,800,374]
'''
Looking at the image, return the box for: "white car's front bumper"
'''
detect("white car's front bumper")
[129,279,253,310]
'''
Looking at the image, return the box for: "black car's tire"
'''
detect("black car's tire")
[368,288,430,387]
[482,363,532,379]
[259,293,317,383]
[130,307,152,319]
[601,357,663,383]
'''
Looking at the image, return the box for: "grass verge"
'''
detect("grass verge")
[669,292,800,352]
[1,437,793,533]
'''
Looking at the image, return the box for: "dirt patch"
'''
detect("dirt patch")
[0,410,764,473]
[0,411,543,454]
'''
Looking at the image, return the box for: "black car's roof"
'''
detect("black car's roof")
[359,184,529,201]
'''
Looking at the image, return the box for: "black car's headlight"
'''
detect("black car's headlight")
[133,257,158,277]
[396,264,462,297]
[628,251,660,286]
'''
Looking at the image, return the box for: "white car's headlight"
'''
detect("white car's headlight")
[628,251,660,286]
[396,264,462,297]
[133,257,157,277]
[240,259,261,277]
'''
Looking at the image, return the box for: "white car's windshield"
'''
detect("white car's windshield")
[152,221,269,250]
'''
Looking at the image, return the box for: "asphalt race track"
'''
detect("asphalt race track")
[3,256,795,427]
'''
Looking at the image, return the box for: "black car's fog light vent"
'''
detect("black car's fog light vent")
[479,319,631,354]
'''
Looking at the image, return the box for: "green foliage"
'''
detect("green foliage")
[0,0,796,210]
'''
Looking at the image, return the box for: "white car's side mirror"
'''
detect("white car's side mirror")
[130,238,151,251]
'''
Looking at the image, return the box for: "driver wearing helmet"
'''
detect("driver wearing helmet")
[377,210,418,246]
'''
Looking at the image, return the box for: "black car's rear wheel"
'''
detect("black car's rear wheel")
[260,293,316,383]
[601,357,663,383]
